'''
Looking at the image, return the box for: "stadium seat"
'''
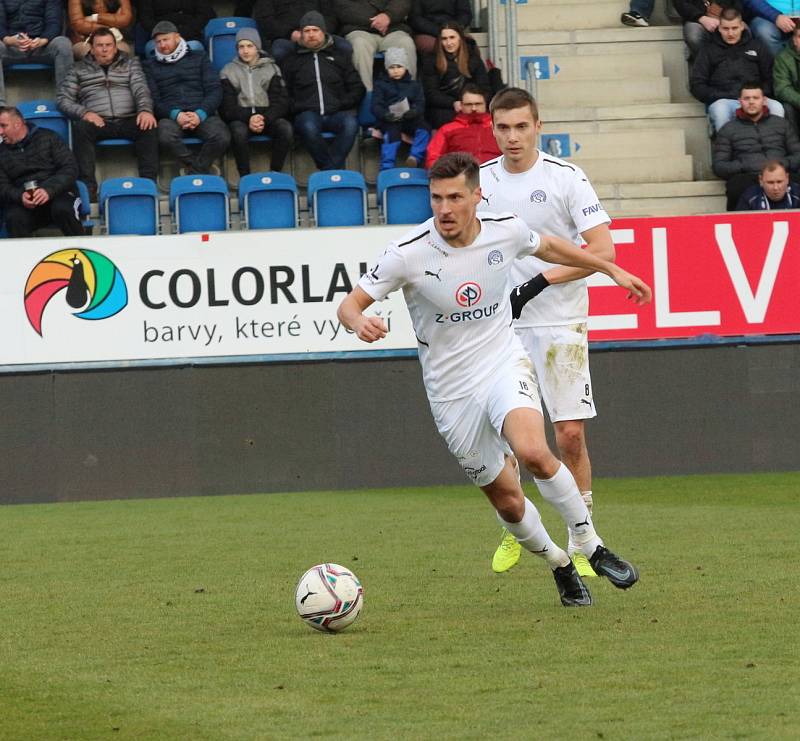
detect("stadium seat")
[307,170,368,227]
[75,180,95,231]
[99,177,160,235]
[377,168,432,225]
[239,172,299,229]
[169,174,229,233]
[17,99,71,147]
[204,17,258,72]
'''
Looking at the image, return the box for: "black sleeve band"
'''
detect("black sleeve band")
[509,273,550,320]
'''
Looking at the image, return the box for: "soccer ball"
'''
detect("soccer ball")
[295,563,364,633]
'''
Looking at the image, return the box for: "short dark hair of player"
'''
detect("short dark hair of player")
[489,86,539,122]
[720,6,742,21]
[739,81,764,97]
[761,159,788,176]
[90,26,118,44]
[428,152,480,189]
[460,82,486,102]
[0,105,23,121]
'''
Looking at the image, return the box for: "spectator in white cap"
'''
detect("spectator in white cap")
[372,46,430,168]
[220,28,293,175]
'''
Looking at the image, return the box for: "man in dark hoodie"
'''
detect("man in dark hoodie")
[143,21,230,175]
[219,27,293,175]
[279,11,364,170]
[0,106,83,237]
[712,82,800,209]
[690,6,784,132]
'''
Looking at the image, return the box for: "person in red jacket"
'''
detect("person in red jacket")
[425,83,499,168]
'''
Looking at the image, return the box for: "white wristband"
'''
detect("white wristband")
[91,13,99,22]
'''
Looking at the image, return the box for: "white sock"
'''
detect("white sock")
[534,464,602,556]
[497,497,568,569]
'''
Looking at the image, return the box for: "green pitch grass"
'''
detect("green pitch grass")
[1,473,797,740]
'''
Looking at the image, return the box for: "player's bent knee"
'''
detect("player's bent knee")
[516,444,556,479]
[555,422,585,454]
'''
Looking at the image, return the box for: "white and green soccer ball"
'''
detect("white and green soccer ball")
[295,563,364,633]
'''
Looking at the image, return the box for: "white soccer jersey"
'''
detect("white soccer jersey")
[478,151,611,327]
[358,213,541,402]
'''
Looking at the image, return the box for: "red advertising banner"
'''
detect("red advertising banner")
[588,211,800,342]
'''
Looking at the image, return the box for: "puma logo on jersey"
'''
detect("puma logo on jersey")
[424,268,442,281]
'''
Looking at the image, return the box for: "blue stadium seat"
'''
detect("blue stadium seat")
[239,172,299,229]
[17,99,71,147]
[377,168,432,224]
[307,170,368,227]
[204,17,258,72]
[169,174,229,233]
[99,177,160,235]
[75,180,95,231]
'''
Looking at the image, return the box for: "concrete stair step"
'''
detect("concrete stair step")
[536,77,671,107]
[577,154,694,184]
[517,1,624,31]
[596,180,726,216]
[519,52,663,81]
[538,129,686,160]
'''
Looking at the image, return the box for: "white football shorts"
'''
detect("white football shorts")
[515,323,597,423]
[429,351,542,487]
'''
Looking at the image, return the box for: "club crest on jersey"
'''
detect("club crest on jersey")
[530,190,547,203]
[455,281,482,307]
[487,249,503,266]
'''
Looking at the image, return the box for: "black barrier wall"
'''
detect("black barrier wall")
[1,343,798,504]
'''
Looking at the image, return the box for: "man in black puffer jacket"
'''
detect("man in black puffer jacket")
[143,21,230,175]
[253,0,347,62]
[713,82,800,209]
[690,6,783,133]
[280,11,364,170]
[0,0,73,105]
[0,106,83,237]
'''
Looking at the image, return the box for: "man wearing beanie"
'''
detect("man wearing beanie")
[279,11,364,170]
[335,0,417,90]
[253,0,351,63]
[220,28,293,175]
[143,22,230,175]
[371,47,430,168]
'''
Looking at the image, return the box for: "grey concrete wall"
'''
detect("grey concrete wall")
[1,343,798,504]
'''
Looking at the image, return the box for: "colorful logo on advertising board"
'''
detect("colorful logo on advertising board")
[24,249,128,336]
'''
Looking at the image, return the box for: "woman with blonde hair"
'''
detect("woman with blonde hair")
[421,22,490,128]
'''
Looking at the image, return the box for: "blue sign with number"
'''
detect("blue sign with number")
[520,55,550,80]
[540,134,571,157]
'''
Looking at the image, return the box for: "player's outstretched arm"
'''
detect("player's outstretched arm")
[541,223,616,285]
[537,233,652,305]
[337,286,389,343]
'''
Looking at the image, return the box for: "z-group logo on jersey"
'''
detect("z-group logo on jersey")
[455,281,482,307]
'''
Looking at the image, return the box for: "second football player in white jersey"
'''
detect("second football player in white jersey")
[478,88,614,577]
[337,152,650,607]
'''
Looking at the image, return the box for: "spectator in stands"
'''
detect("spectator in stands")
[425,82,499,167]
[421,22,490,129]
[143,21,230,175]
[0,0,73,105]
[735,159,800,208]
[280,12,364,170]
[335,0,417,91]
[690,7,783,133]
[371,47,429,169]
[772,23,800,128]
[744,0,798,57]
[253,0,350,63]
[712,82,800,209]
[67,0,133,59]
[0,105,83,237]
[409,0,471,54]
[672,0,739,63]
[136,0,215,43]
[220,28,293,175]
[57,27,157,200]
[621,0,653,26]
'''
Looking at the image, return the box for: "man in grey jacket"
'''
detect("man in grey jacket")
[57,27,158,200]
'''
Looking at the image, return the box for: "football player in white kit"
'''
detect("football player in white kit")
[481,88,614,578]
[337,152,651,606]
